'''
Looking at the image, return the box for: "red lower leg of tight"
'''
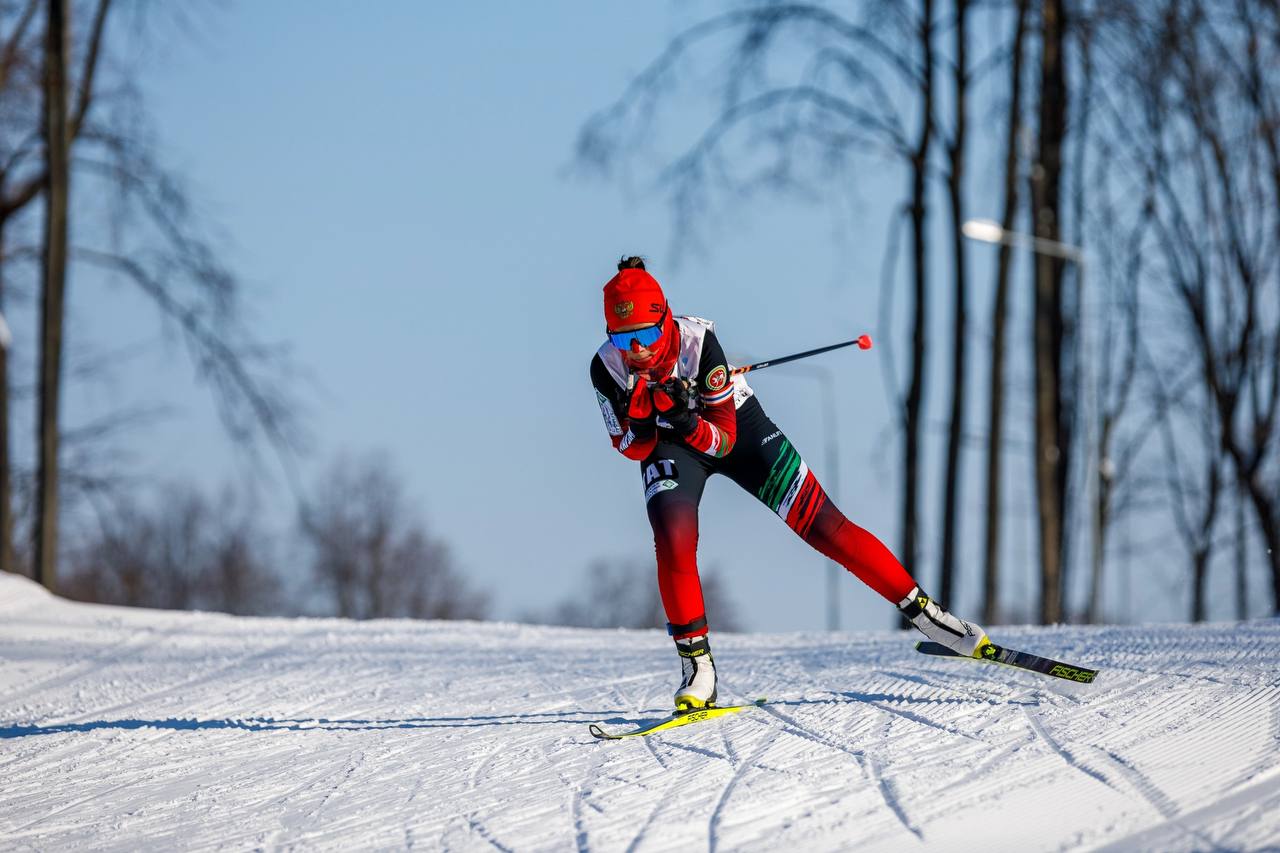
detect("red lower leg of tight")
[802,500,916,603]
[651,502,708,639]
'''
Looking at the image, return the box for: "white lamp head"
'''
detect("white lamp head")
[962,219,1005,244]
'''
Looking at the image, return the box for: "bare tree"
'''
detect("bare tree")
[577,3,947,583]
[300,453,489,621]
[1103,0,1280,613]
[1234,481,1248,620]
[937,0,970,606]
[1082,155,1145,624]
[2,0,110,585]
[1154,1,1279,612]
[525,558,745,633]
[61,483,284,615]
[0,0,42,577]
[982,0,1030,625]
[1029,0,1073,623]
[34,0,70,592]
[0,0,306,591]
[903,0,935,584]
[1157,388,1225,621]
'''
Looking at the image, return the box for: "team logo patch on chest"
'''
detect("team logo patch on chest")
[705,365,728,392]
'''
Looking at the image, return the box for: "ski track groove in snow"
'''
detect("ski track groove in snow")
[1021,706,1118,794]
[571,730,612,853]
[1,620,175,709]
[707,727,773,853]
[3,576,1280,851]
[641,733,669,771]
[755,699,920,841]
[622,772,678,853]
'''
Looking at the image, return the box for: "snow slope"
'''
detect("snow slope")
[1,573,1278,852]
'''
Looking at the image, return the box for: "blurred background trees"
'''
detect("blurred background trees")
[299,453,489,620]
[524,558,744,633]
[578,0,1280,624]
[0,3,492,625]
[60,454,494,622]
[1,1,1276,629]
[1,0,305,594]
[61,483,284,615]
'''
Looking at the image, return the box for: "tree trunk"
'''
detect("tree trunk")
[1236,483,1248,620]
[1242,473,1280,614]
[1030,0,1068,624]
[1192,547,1209,622]
[36,0,70,592]
[983,0,1029,626]
[940,0,969,609]
[1087,423,1110,624]
[0,214,11,576]
[903,0,935,585]
[1189,455,1224,625]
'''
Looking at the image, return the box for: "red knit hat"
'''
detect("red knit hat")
[602,267,678,374]
[603,268,667,331]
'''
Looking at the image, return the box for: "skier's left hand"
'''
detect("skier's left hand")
[653,378,698,436]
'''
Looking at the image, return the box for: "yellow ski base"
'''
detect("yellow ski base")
[588,699,766,740]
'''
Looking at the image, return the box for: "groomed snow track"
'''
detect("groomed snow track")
[2,573,1278,852]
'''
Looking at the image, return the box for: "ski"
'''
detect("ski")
[588,698,766,740]
[915,641,1098,684]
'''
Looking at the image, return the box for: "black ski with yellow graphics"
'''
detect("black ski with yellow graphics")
[588,699,766,740]
[916,641,1098,684]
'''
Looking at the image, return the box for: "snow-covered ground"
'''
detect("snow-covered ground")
[1,573,1278,852]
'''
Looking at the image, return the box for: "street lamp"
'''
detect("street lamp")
[775,363,843,632]
[962,218,1095,622]
[962,218,1084,263]
[732,354,844,631]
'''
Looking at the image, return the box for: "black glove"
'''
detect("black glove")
[653,378,698,436]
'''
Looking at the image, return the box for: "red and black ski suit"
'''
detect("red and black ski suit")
[591,316,916,640]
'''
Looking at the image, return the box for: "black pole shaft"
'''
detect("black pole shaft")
[731,338,865,376]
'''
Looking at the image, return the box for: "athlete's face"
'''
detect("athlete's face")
[612,322,662,369]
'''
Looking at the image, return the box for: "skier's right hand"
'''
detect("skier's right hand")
[626,376,657,441]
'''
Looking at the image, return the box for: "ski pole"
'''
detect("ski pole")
[730,334,873,377]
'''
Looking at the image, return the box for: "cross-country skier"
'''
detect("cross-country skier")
[591,256,990,712]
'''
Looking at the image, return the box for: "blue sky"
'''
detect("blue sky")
[38,1,1243,630]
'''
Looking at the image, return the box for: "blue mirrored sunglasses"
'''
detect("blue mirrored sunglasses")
[608,321,664,350]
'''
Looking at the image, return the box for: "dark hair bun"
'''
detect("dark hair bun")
[617,255,646,271]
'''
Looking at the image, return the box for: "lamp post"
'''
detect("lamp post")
[962,218,1093,623]
[777,363,842,632]
[734,353,844,630]
[0,308,10,577]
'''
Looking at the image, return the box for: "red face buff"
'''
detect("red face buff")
[603,268,676,372]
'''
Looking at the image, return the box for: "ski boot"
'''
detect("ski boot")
[674,635,718,713]
[898,586,990,658]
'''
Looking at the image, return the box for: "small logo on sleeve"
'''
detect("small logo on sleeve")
[705,365,728,392]
[597,391,622,436]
